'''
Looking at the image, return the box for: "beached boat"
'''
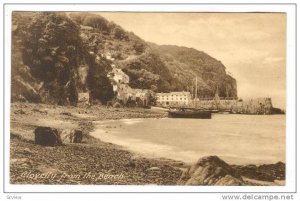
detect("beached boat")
[167,77,211,119]
[168,108,212,119]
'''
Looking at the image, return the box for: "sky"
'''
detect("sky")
[97,12,286,109]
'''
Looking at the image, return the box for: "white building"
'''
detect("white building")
[156,91,191,107]
[107,65,129,92]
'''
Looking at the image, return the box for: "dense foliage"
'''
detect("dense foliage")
[20,12,85,105]
[86,54,114,103]
[11,12,237,105]
[150,44,237,98]
[13,12,116,105]
[121,50,175,92]
[71,13,237,97]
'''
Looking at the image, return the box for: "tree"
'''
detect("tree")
[86,54,114,104]
[133,40,146,55]
[21,12,85,106]
[112,25,126,40]
[83,15,110,33]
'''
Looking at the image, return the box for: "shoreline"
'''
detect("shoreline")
[91,115,285,166]
[10,102,183,185]
[10,102,285,185]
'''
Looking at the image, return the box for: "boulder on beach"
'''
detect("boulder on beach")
[34,126,62,146]
[177,156,244,186]
[60,129,83,143]
[70,129,83,143]
[232,162,285,182]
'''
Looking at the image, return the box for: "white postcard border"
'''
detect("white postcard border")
[2,2,297,193]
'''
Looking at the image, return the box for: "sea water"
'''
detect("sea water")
[90,114,285,165]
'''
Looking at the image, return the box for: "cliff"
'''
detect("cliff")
[150,44,237,98]
[74,12,237,96]
[11,12,238,105]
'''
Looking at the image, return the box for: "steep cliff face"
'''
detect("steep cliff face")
[150,44,237,98]
[11,12,42,103]
[74,12,175,93]
[74,12,237,97]
[11,12,237,105]
[12,12,85,105]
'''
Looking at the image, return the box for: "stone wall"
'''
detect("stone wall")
[232,98,273,114]
[195,97,274,114]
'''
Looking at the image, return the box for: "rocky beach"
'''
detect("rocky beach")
[10,102,185,185]
[10,102,285,186]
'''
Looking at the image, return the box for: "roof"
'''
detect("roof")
[156,91,191,96]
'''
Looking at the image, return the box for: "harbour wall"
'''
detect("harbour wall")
[194,97,280,114]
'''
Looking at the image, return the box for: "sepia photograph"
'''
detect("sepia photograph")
[9,10,287,187]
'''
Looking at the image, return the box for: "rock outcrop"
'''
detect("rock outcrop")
[34,127,62,146]
[60,129,84,143]
[150,44,237,97]
[177,156,244,186]
[12,12,83,106]
[232,162,285,182]
[70,130,83,143]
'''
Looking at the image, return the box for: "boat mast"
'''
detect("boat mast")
[195,77,197,99]
[195,77,197,108]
